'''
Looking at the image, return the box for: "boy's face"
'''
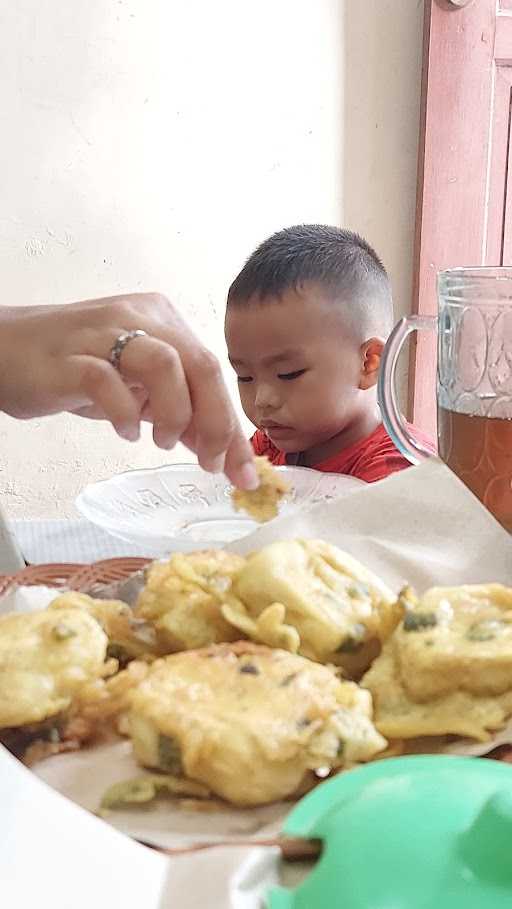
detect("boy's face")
[225,283,376,458]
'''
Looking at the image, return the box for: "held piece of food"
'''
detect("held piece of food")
[0,608,112,730]
[50,592,159,664]
[223,540,399,677]
[127,642,386,806]
[362,584,512,742]
[231,456,290,522]
[135,550,246,652]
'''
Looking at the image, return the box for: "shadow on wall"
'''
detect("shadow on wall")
[342,0,425,415]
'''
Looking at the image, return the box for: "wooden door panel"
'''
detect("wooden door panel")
[485,67,512,263]
[409,0,512,435]
[494,14,512,266]
[502,97,512,262]
[495,14,512,62]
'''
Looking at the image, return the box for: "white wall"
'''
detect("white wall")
[342,1,424,406]
[0,0,423,517]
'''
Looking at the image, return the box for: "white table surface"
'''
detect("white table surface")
[10,518,161,566]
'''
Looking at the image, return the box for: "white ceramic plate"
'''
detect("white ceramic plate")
[76,463,364,551]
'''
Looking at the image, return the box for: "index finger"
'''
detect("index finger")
[173,351,257,489]
[223,427,259,491]
[118,296,258,485]
[184,349,256,478]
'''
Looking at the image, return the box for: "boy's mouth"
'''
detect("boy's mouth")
[260,421,295,440]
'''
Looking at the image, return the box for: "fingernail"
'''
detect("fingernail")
[202,453,226,474]
[237,461,259,491]
[155,432,178,450]
[118,424,140,442]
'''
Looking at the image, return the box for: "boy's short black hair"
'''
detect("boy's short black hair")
[227,224,393,336]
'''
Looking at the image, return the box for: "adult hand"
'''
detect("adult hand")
[0,293,257,489]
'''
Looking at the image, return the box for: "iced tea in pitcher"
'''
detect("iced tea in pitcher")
[438,404,512,533]
[379,268,512,533]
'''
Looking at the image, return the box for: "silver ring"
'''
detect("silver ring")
[109,330,147,371]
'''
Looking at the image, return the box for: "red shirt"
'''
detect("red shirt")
[251,422,436,484]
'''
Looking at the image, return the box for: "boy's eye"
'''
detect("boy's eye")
[237,376,253,384]
[278,369,306,381]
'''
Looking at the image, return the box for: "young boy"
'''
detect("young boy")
[225,224,434,483]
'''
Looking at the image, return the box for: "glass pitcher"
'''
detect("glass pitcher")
[379,267,512,533]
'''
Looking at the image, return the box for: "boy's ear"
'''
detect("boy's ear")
[358,337,385,390]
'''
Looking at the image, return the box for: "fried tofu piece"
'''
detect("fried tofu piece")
[0,608,110,729]
[361,583,512,742]
[127,642,386,806]
[50,592,159,663]
[361,635,512,742]
[223,540,399,677]
[135,550,246,652]
[394,584,512,701]
[231,456,290,522]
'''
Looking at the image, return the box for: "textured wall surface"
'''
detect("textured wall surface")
[0,0,423,516]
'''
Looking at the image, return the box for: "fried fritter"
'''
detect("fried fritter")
[223,540,399,677]
[50,591,159,663]
[396,584,512,700]
[231,456,290,522]
[0,608,111,729]
[135,550,246,652]
[361,636,512,742]
[362,583,512,742]
[127,642,386,806]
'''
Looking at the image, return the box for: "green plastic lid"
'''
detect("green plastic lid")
[268,755,512,908]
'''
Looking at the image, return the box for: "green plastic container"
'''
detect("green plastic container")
[268,755,512,908]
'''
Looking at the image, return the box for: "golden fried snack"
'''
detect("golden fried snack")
[50,591,159,664]
[361,635,512,742]
[127,642,386,806]
[361,584,512,742]
[135,550,246,651]
[5,660,151,765]
[74,658,149,725]
[223,540,399,677]
[0,608,111,729]
[395,584,512,700]
[231,456,290,522]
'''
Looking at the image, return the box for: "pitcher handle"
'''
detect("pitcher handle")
[378,315,437,465]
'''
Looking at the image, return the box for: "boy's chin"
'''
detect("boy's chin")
[265,431,310,453]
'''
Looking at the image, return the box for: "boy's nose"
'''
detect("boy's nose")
[254,382,280,410]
